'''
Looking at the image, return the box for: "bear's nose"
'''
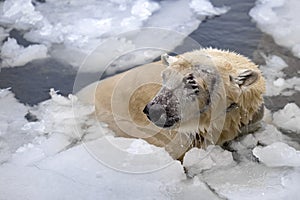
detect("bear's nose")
[143,103,166,123]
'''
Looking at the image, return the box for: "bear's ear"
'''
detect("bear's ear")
[230,69,259,87]
[161,53,178,66]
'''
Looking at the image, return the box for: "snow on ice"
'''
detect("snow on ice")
[253,124,283,146]
[0,26,8,43]
[273,103,300,134]
[253,142,300,167]
[0,0,229,71]
[259,54,300,96]
[189,0,229,16]
[0,138,188,200]
[0,88,32,163]
[1,38,48,67]
[183,146,234,177]
[250,0,300,58]
[200,162,300,200]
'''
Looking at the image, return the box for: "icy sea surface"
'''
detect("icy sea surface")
[0,0,300,199]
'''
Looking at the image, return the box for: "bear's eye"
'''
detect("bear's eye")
[182,73,200,95]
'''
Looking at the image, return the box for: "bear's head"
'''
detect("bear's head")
[143,53,216,130]
[143,53,260,134]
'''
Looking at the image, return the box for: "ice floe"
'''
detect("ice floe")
[0,88,32,163]
[0,26,8,43]
[253,124,283,146]
[189,0,229,16]
[253,142,300,167]
[183,146,234,177]
[0,0,229,71]
[250,0,300,58]
[1,38,48,67]
[273,103,300,134]
[200,162,300,200]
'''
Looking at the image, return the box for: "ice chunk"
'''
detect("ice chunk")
[41,133,71,156]
[273,77,285,87]
[2,0,44,30]
[126,139,154,154]
[1,38,48,67]
[179,176,221,200]
[265,54,288,68]
[260,54,288,76]
[0,88,35,163]
[280,170,300,200]
[189,0,230,16]
[183,146,234,177]
[22,0,161,48]
[267,77,300,96]
[21,121,45,133]
[11,142,45,166]
[34,89,95,134]
[0,88,95,164]
[0,88,28,121]
[131,0,160,20]
[254,124,300,151]
[253,142,300,167]
[249,0,300,58]
[254,124,283,145]
[3,88,111,166]
[0,26,8,43]
[273,103,300,134]
[0,137,188,200]
[0,120,8,136]
[85,136,177,173]
[10,133,71,166]
[240,134,258,149]
[0,140,10,163]
[259,54,300,96]
[3,88,110,164]
[201,162,300,200]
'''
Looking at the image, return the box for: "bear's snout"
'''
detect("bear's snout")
[143,103,176,128]
[143,89,180,128]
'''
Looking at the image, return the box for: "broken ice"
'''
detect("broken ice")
[253,142,300,167]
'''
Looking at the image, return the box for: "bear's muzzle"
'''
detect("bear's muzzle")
[143,88,180,128]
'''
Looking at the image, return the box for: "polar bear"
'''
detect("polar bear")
[77,48,265,160]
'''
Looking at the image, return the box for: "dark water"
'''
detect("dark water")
[0,0,299,109]
[0,58,76,104]
[187,0,262,58]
